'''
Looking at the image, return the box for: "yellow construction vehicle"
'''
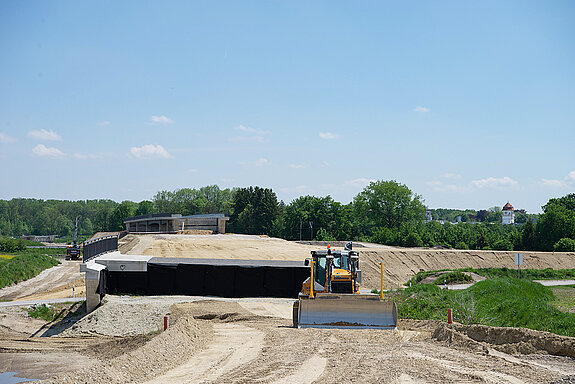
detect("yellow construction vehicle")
[293,242,397,329]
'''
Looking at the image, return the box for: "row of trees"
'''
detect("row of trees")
[0,182,573,252]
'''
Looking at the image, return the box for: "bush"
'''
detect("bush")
[433,271,472,285]
[454,241,468,250]
[492,239,513,251]
[28,304,58,322]
[404,232,423,247]
[554,238,575,252]
[0,237,26,252]
[314,228,336,242]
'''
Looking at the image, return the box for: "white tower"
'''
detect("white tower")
[502,202,514,225]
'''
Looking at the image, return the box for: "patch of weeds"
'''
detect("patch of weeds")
[28,304,58,322]
[433,271,472,285]
[145,328,163,341]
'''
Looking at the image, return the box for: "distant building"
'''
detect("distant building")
[124,213,229,234]
[21,235,57,243]
[425,208,433,221]
[502,202,515,225]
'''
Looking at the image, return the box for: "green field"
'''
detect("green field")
[393,278,575,337]
[0,248,61,289]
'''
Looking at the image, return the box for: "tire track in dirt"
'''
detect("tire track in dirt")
[271,355,326,384]
[145,323,264,384]
[406,350,525,384]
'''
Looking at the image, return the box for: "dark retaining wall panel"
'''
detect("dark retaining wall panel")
[105,261,309,298]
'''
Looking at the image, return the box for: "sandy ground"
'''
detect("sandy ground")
[1,234,575,383]
[0,259,85,301]
[1,296,573,383]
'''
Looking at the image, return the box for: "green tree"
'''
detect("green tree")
[135,200,154,216]
[110,201,136,231]
[521,220,536,250]
[554,238,575,252]
[535,194,575,251]
[228,187,280,234]
[353,180,425,235]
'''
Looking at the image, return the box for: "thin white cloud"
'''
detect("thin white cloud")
[344,178,376,188]
[427,180,461,193]
[98,121,111,126]
[235,125,270,135]
[289,163,307,169]
[130,144,172,159]
[150,115,174,125]
[241,158,270,167]
[414,106,431,113]
[0,133,17,143]
[541,179,566,188]
[319,132,340,140]
[278,185,312,197]
[471,176,518,188]
[443,173,462,180]
[254,158,270,166]
[28,129,62,141]
[32,144,65,157]
[540,170,575,187]
[230,125,270,143]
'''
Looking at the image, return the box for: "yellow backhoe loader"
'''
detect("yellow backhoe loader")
[293,242,397,329]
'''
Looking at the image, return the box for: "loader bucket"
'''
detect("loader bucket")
[297,293,397,329]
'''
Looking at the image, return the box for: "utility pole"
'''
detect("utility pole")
[309,221,313,240]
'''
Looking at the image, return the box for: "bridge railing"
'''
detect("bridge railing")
[83,235,119,262]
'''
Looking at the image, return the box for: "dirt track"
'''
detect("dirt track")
[1,234,575,383]
[27,298,575,383]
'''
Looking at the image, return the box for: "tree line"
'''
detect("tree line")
[0,182,573,252]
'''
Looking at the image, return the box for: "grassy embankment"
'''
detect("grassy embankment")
[0,248,61,290]
[410,267,575,286]
[392,278,575,337]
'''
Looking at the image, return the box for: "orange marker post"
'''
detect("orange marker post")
[310,260,315,299]
[380,262,385,300]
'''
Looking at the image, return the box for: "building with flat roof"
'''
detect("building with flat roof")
[124,213,229,234]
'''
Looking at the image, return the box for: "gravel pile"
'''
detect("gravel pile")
[61,296,181,337]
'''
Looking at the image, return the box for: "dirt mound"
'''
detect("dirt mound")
[46,304,210,384]
[433,322,575,357]
[87,232,122,242]
[61,296,173,337]
[181,229,213,235]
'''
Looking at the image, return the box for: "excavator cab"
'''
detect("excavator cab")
[294,242,397,329]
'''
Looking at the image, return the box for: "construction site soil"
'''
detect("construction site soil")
[0,234,574,383]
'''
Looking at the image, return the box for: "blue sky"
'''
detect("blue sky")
[1,1,573,213]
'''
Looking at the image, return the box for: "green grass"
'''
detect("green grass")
[433,271,472,285]
[392,278,575,337]
[28,304,59,322]
[551,285,575,313]
[409,268,575,286]
[0,250,60,289]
